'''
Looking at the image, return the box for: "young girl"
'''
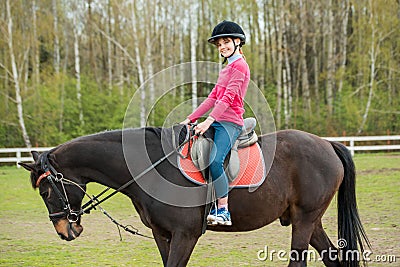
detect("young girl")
[181,21,250,226]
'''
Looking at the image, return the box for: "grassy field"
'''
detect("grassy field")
[0,153,399,266]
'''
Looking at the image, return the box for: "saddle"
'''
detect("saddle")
[190,118,258,182]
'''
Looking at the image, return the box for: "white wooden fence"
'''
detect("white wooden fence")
[324,135,400,156]
[0,147,53,167]
[1,135,400,167]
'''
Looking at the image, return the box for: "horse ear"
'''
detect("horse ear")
[18,162,36,172]
[31,151,40,161]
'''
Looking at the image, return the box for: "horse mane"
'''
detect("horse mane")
[70,129,124,143]
[31,125,187,178]
[143,126,164,139]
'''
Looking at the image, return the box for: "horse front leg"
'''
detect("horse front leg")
[153,230,171,266]
[166,231,199,267]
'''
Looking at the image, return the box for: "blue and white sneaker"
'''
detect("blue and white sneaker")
[215,208,232,226]
[207,208,232,226]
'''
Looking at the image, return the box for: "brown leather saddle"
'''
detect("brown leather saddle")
[190,118,258,182]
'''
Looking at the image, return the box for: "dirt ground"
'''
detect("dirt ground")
[0,154,399,266]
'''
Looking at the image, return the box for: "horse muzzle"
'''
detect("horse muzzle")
[53,219,83,241]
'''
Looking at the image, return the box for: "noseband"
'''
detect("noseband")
[38,152,81,223]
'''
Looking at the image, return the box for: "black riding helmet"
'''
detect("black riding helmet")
[208,21,246,63]
[208,20,246,45]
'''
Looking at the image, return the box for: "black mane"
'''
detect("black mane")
[32,125,188,190]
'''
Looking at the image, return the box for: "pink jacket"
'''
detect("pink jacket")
[188,57,250,126]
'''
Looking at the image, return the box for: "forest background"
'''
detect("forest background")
[1,0,399,148]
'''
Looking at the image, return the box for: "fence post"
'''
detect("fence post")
[16,150,21,168]
[350,139,355,157]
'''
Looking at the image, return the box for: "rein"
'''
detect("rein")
[37,125,194,239]
[80,125,195,215]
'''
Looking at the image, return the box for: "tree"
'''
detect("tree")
[275,0,284,129]
[5,0,31,147]
[0,0,399,147]
[52,0,60,75]
[190,3,199,112]
[325,0,335,116]
[72,0,84,128]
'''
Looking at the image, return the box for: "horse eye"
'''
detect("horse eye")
[40,188,51,200]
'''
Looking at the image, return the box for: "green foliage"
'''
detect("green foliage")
[1,0,399,147]
[0,74,132,147]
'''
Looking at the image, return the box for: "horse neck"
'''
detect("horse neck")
[53,128,166,193]
[53,137,129,189]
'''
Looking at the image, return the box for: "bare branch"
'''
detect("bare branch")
[370,109,400,115]
[92,23,136,66]
[0,62,12,77]
[0,90,17,103]
[0,120,18,127]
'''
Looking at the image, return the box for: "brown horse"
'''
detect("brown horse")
[19,126,369,267]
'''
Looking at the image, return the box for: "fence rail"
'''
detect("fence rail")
[324,135,400,156]
[1,135,400,167]
[0,147,53,167]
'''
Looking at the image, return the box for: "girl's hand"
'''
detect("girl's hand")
[194,117,215,135]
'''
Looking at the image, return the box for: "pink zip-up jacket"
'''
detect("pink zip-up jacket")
[188,57,250,126]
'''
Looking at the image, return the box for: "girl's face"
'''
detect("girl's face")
[215,37,240,58]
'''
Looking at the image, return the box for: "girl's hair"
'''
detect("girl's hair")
[239,47,246,61]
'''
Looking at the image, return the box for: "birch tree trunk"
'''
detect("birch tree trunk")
[32,0,40,89]
[267,1,276,80]
[283,70,290,129]
[130,0,146,126]
[358,0,376,134]
[145,5,155,125]
[73,5,84,127]
[325,0,335,116]
[6,0,31,147]
[283,20,292,129]
[59,30,69,133]
[112,2,124,96]
[299,0,311,115]
[337,0,349,93]
[106,0,113,93]
[312,1,321,117]
[275,0,284,129]
[179,26,185,101]
[87,0,98,86]
[145,4,154,103]
[52,0,60,75]
[190,7,198,112]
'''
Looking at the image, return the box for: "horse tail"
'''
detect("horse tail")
[330,141,371,267]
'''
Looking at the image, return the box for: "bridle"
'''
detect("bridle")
[35,125,196,238]
[38,151,83,223]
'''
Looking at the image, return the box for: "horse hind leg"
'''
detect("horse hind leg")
[279,207,291,226]
[310,222,340,267]
[289,219,314,267]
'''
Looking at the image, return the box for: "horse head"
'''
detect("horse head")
[19,150,86,241]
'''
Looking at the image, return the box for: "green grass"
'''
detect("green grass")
[0,154,399,266]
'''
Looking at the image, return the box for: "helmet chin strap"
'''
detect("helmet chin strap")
[221,38,240,64]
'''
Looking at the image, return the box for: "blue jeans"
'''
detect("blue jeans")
[209,121,242,198]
